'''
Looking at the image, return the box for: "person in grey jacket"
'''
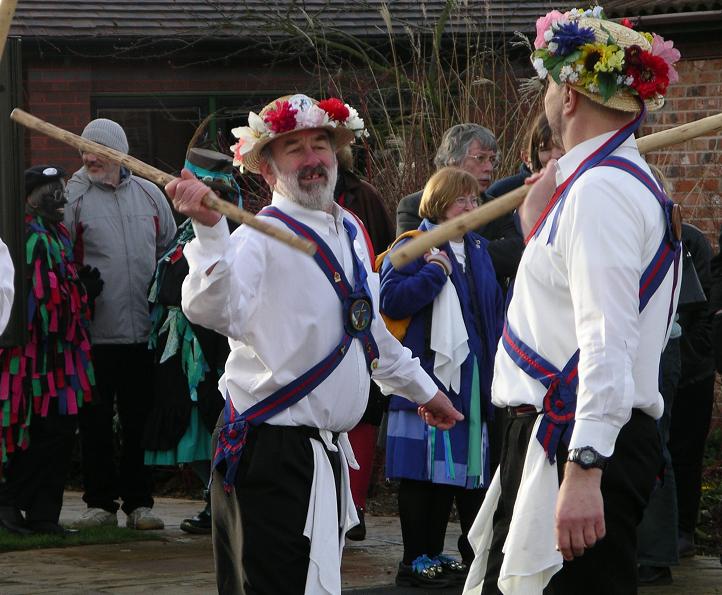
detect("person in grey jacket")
[64,118,176,530]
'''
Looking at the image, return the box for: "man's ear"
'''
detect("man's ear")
[562,84,579,116]
[258,158,277,189]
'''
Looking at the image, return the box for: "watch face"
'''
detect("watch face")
[580,449,596,465]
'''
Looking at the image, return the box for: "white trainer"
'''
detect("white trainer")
[69,507,118,529]
[126,507,164,530]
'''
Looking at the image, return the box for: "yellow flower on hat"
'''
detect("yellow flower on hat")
[595,44,625,73]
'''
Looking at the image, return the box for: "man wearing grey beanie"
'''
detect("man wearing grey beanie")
[64,118,176,531]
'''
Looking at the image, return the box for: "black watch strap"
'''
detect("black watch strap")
[567,446,608,470]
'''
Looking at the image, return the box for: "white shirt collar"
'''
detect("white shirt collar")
[555,131,638,185]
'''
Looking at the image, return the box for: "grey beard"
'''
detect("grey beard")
[86,166,120,186]
[274,165,337,211]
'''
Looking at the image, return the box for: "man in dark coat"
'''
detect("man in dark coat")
[395,124,523,283]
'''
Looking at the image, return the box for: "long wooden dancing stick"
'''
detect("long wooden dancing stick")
[390,112,722,269]
[10,108,316,256]
[0,0,18,62]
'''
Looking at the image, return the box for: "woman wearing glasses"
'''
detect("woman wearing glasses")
[379,166,503,588]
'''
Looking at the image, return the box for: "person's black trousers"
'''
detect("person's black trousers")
[669,373,716,536]
[211,421,342,595]
[482,409,661,595]
[78,343,155,515]
[398,479,485,565]
[0,410,76,523]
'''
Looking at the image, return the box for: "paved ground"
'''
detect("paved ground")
[0,491,719,594]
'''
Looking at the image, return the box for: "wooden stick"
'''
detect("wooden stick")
[0,0,18,62]
[390,111,722,269]
[9,108,317,256]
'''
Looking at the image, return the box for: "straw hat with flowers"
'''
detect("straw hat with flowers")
[531,6,681,112]
[230,94,368,174]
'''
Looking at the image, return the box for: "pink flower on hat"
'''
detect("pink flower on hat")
[534,10,565,49]
[651,34,681,84]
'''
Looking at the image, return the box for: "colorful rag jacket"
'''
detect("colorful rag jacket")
[0,215,95,462]
[380,220,503,489]
[142,219,227,455]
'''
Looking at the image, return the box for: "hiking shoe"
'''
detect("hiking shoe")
[69,508,118,529]
[180,504,211,535]
[126,507,164,530]
[395,555,451,588]
[346,506,366,541]
[434,554,469,585]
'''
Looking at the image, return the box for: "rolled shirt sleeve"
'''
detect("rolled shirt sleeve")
[0,237,14,335]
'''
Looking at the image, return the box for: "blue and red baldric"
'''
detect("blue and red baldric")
[212,206,380,492]
[504,107,682,463]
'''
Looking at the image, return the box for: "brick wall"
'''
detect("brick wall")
[22,57,310,176]
[642,58,722,245]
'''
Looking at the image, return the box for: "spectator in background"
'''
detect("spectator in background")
[485,112,564,199]
[142,148,239,534]
[65,118,176,531]
[0,166,96,536]
[395,124,523,285]
[334,145,396,541]
[381,167,503,588]
[671,221,714,558]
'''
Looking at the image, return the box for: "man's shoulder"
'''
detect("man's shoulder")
[398,190,423,209]
[66,169,92,203]
[128,174,166,198]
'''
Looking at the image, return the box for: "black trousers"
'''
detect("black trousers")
[211,421,342,595]
[398,479,485,566]
[0,410,76,523]
[669,373,716,535]
[78,343,155,514]
[482,410,661,595]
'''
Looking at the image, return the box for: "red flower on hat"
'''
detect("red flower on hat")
[263,101,298,134]
[626,50,670,99]
[317,98,350,123]
[620,17,636,29]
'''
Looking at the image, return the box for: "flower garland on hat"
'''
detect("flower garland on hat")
[531,7,680,103]
[230,94,368,171]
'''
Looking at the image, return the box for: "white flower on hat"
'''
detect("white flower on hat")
[559,64,579,83]
[295,104,331,129]
[532,57,548,79]
[344,104,369,138]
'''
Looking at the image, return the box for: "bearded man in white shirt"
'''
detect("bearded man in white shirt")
[166,94,463,595]
[461,8,683,595]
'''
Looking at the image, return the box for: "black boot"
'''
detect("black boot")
[0,506,33,536]
[180,500,212,534]
[346,506,366,541]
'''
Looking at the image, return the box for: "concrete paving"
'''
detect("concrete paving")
[0,491,718,594]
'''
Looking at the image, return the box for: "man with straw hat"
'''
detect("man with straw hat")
[460,7,683,594]
[166,93,463,594]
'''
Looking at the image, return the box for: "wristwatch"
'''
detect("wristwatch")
[567,446,608,471]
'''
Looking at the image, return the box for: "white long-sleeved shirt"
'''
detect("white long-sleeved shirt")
[0,237,14,335]
[181,192,438,431]
[492,132,676,456]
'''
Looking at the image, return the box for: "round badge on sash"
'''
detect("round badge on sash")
[349,298,372,332]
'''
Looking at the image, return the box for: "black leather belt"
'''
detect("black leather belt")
[506,404,539,418]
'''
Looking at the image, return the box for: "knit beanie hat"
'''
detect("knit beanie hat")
[81,118,129,154]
